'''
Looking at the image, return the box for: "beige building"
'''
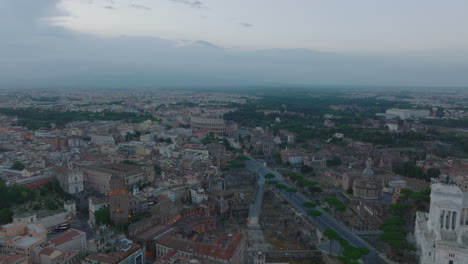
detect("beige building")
[351,158,383,200]
[79,163,154,194]
[52,165,84,194]
[0,222,47,261]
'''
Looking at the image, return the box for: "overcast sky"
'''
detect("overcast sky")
[1,0,467,88]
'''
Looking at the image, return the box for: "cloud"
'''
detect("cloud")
[130,4,151,11]
[103,5,115,10]
[0,0,467,88]
[194,40,220,49]
[240,22,253,28]
[169,0,205,9]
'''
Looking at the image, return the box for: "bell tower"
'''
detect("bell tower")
[109,175,129,225]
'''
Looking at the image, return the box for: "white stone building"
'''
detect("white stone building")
[415,183,468,264]
[52,165,84,194]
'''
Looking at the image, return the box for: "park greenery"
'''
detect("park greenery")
[421,118,468,128]
[227,159,245,168]
[379,216,416,254]
[326,157,342,167]
[222,92,468,156]
[0,108,157,130]
[379,187,430,255]
[323,228,370,264]
[281,171,322,192]
[0,178,73,225]
[95,207,111,226]
[10,160,25,170]
[307,209,322,217]
[264,173,275,180]
[324,196,347,212]
[393,162,441,181]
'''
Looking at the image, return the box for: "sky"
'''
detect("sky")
[1,0,468,88]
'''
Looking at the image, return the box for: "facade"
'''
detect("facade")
[88,196,110,228]
[33,228,86,263]
[280,148,305,166]
[46,228,87,252]
[303,156,327,170]
[415,183,468,264]
[35,248,81,264]
[109,175,130,225]
[190,187,207,204]
[52,165,84,194]
[83,242,145,264]
[79,163,153,194]
[207,189,237,215]
[190,116,237,136]
[352,158,384,199]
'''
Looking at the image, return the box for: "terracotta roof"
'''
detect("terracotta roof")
[48,229,83,247]
[0,253,28,263]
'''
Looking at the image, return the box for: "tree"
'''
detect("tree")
[274,152,282,164]
[264,173,275,180]
[388,203,411,216]
[426,168,441,179]
[10,160,25,170]
[237,155,249,160]
[301,201,317,208]
[0,208,13,225]
[301,165,314,174]
[275,183,287,191]
[222,138,233,150]
[379,216,415,254]
[121,160,138,165]
[95,207,111,226]
[44,199,59,210]
[153,164,162,174]
[266,180,278,187]
[325,197,346,212]
[307,209,322,217]
[326,157,342,167]
[323,228,340,254]
[309,186,323,194]
[286,187,297,198]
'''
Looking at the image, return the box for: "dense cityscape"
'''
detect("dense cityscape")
[0,87,467,263]
[2,0,468,263]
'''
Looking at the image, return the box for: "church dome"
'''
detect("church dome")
[363,167,374,177]
[363,157,374,177]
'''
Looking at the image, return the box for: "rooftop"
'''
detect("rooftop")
[48,229,84,247]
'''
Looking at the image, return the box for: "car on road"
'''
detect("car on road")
[54,223,71,232]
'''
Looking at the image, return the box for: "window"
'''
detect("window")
[449,261,453,264]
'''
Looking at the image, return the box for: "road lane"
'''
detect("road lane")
[246,157,387,264]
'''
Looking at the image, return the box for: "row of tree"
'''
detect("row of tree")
[323,228,370,264]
